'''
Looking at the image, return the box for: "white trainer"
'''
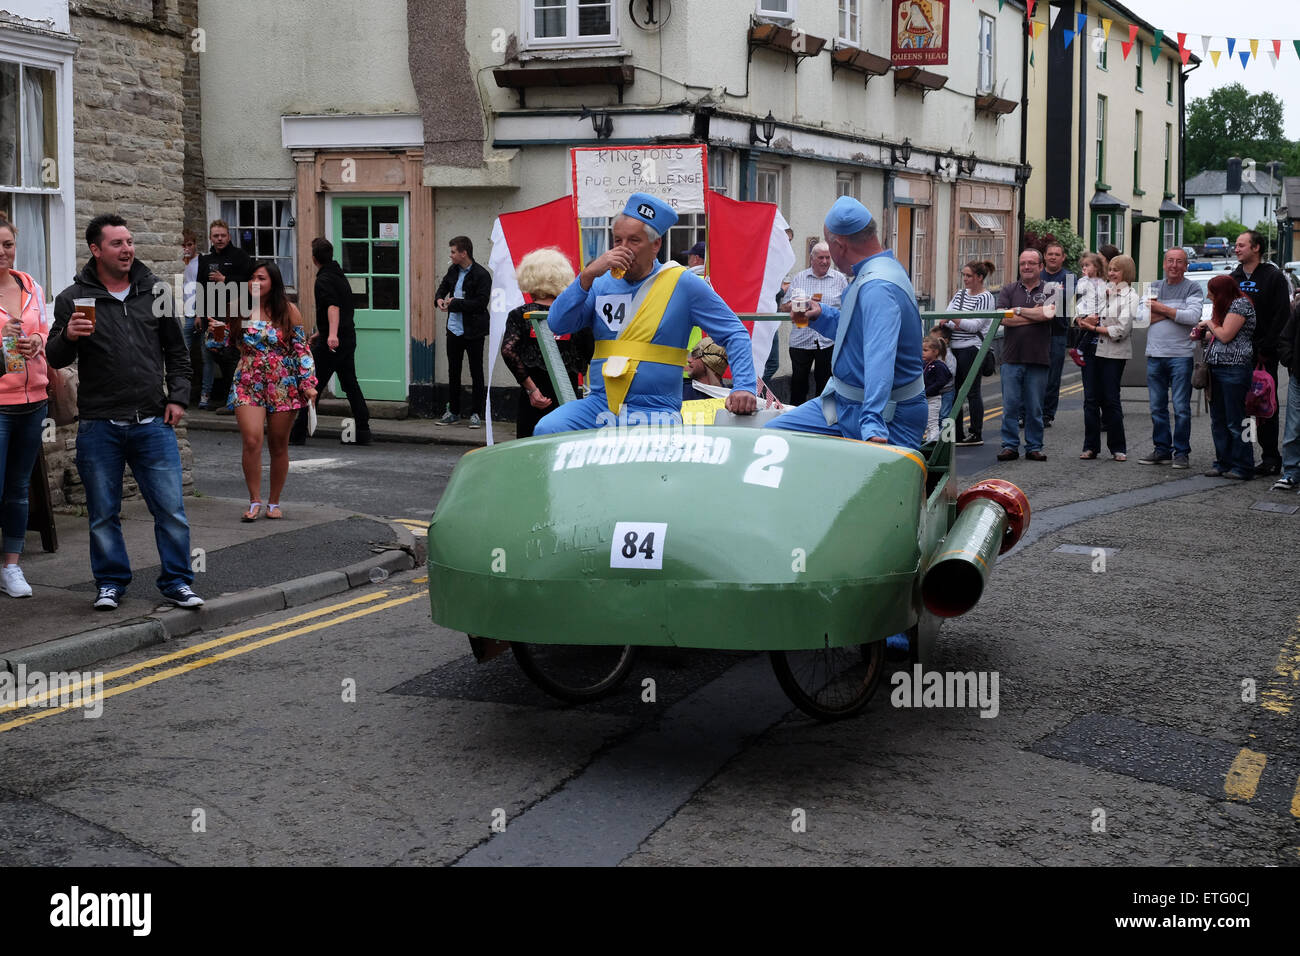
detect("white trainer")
[2,564,32,598]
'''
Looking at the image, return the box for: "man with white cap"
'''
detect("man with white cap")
[765,196,925,448]
[535,192,757,434]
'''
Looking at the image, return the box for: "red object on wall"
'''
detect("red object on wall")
[891,0,950,66]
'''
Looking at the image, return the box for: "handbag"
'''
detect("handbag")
[1191,343,1209,390]
[46,366,78,425]
[1245,360,1277,418]
[974,329,997,376]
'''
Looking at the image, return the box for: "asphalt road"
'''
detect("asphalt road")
[3,382,1297,870]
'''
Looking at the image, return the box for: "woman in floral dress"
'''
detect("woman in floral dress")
[231,260,317,520]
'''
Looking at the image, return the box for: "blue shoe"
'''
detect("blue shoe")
[162,584,205,608]
[94,585,124,610]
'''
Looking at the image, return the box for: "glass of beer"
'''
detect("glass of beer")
[790,289,811,328]
[73,297,97,332]
[210,320,228,345]
[610,265,626,280]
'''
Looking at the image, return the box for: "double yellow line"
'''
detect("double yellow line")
[956,380,1086,428]
[1224,614,1300,819]
[0,584,426,734]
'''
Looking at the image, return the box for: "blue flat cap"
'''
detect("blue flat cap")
[622,192,677,233]
[825,196,873,235]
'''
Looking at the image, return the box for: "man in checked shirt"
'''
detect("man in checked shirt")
[779,241,848,406]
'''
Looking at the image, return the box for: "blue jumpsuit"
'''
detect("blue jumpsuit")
[534,263,757,434]
[766,251,926,449]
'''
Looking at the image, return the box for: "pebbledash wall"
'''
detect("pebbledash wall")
[45,0,201,506]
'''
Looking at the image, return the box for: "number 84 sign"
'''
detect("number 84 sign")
[610,522,667,570]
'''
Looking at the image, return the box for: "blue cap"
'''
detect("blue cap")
[622,192,677,233]
[824,196,873,235]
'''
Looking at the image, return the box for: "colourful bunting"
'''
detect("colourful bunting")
[1063,29,1076,49]
[1177,32,1186,51]
[1128,24,1139,44]
[1293,40,1299,60]
[1200,35,1211,58]
[1121,39,1133,60]
[1238,50,1249,68]
[1049,5,1059,29]
[1227,37,1235,58]
[1076,12,1087,36]
[1026,0,1036,20]
[1150,31,1163,64]
[1268,51,1278,68]
[1180,46,1191,65]
[1272,39,1281,58]
[1031,20,1045,39]
[1210,49,1221,67]
[1249,39,1258,59]
[998,0,1004,8]
[1101,18,1112,40]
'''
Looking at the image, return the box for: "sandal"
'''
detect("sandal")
[1112,453,1128,462]
[1079,451,1097,460]
[241,502,262,522]
[265,505,283,520]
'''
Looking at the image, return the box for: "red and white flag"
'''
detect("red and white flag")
[703,191,795,379]
[485,196,580,443]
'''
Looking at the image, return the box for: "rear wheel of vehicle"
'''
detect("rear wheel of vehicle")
[512,642,638,703]
[769,640,886,721]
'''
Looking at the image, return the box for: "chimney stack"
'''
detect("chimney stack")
[1227,156,1242,193]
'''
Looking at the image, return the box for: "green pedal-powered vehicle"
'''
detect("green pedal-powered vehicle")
[428,312,1029,721]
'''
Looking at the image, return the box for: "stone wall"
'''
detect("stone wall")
[51,1,200,506]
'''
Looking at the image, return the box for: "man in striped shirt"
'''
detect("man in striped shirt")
[780,242,848,405]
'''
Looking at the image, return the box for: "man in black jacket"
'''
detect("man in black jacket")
[1232,230,1291,475]
[290,238,371,445]
[434,235,491,426]
[196,219,252,411]
[48,214,203,611]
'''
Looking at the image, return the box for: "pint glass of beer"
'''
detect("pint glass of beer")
[73,297,97,332]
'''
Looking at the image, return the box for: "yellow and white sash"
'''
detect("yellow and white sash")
[592,265,689,415]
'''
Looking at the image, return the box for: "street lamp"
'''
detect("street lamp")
[1265,160,1284,263]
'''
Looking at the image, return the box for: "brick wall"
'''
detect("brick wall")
[51,1,200,507]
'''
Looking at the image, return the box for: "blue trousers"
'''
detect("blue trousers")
[1146,356,1193,458]
[75,418,194,593]
[534,397,682,435]
[1207,364,1254,477]
[765,393,926,450]
[999,363,1048,453]
[0,401,47,555]
[1283,370,1300,483]
[1043,333,1068,422]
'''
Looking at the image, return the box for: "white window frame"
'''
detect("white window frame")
[1165,58,1174,104]
[209,191,298,292]
[709,149,734,197]
[0,29,76,296]
[757,0,795,22]
[1163,123,1172,194]
[1133,110,1142,191]
[838,0,860,46]
[1094,28,1108,69]
[836,170,860,199]
[1096,95,1107,183]
[522,0,619,50]
[976,14,995,95]
[1162,217,1178,251]
[755,164,783,207]
[1096,213,1112,249]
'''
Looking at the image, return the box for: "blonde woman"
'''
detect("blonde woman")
[1076,254,1137,460]
[500,248,594,438]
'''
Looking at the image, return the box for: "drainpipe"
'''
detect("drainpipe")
[1179,58,1199,207]
[1018,2,1029,248]
[1077,0,1088,234]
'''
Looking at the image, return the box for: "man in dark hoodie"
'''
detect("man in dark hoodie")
[47,214,203,612]
[290,237,371,445]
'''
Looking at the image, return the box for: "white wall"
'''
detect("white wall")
[2,0,68,32]
[198,0,419,185]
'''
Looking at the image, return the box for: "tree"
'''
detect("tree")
[1023,217,1085,272]
[1185,83,1290,176]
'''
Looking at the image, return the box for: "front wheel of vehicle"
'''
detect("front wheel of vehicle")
[769,640,886,721]
[512,642,638,703]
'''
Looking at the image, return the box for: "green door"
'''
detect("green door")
[332,197,406,401]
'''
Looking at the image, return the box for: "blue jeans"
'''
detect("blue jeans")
[1043,334,1068,422]
[0,401,48,555]
[999,363,1048,453]
[1281,369,1300,483]
[1146,356,1193,458]
[1207,364,1254,477]
[75,418,193,592]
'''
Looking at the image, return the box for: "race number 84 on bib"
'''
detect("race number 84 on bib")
[596,294,633,334]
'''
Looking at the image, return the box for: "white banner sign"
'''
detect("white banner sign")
[572,145,707,219]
